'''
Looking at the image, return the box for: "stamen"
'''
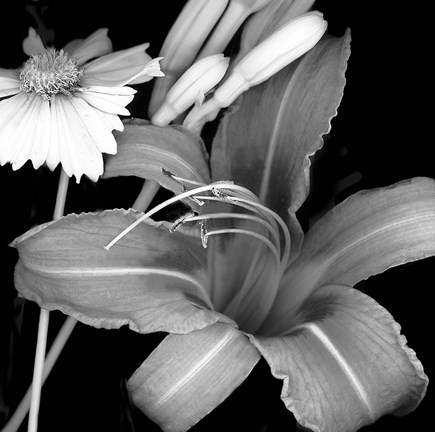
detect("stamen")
[104,181,291,272]
[206,229,281,270]
[20,49,83,100]
[196,194,291,266]
[170,211,198,233]
[184,212,280,249]
[160,168,206,187]
[200,221,208,248]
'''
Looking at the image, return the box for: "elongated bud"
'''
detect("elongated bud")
[235,0,316,64]
[152,54,229,127]
[184,11,327,131]
[196,0,272,60]
[148,0,229,117]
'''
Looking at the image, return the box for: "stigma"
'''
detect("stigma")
[20,49,83,100]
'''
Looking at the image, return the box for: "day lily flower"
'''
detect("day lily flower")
[0,28,163,182]
[10,174,435,432]
[152,54,229,127]
[184,11,327,129]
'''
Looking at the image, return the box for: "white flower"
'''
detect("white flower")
[0,28,164,182]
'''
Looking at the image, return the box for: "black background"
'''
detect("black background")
[1,1,433,431]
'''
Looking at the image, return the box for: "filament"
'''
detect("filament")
[104,181,291,272]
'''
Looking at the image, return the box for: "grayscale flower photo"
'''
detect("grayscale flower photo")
[1,1,433,431]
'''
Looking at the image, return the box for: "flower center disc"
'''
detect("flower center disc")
[20,49,83,100]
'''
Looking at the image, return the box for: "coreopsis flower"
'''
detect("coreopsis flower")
[0,27,163,182]
[9,31,435,432]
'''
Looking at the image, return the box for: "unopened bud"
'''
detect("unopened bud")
[215,11,327,107]
[148,0,229,116]
[152,54,229,127]
[183,11,327,131]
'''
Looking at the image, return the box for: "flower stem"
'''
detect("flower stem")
[132,179,161,212]
[27,169,69,432]
[2,317,76,432]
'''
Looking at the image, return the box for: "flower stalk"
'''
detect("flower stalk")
[28,169,69,432]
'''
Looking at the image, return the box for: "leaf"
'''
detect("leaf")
[104,118,210,195]
[211,31,351,219]
[128,322,260,432]
[262,177,435,334]
[11,209,233,334]
[251,285,427,432]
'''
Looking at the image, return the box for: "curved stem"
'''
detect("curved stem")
[132,179,161,212]
[1,317,76,432]
[28,169,69,432]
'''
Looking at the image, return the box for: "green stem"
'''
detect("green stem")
[132,179,161,212]
[1,317,76,432]
[27,169,69,432]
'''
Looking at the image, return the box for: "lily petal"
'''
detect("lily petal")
[80,43,155,87]
[128,323,260,432]
[11,209,232,334]
[103,118,211,196]
[210,32,350,260]
[65,28,113,65]
[211,31,350,217]
[263,177,435,334]
[251,285,427,432]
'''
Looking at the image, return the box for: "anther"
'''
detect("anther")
[170,211,198,233]
[200,220,208,248]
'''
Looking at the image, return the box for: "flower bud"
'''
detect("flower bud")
[234,0,316,63]
[152,54,229,127]
[148,0,229,116]
[196,0,272,60]
[183,11,327,132]
[216,11,327,106]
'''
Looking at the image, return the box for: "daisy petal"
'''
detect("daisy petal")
[0,68,21,97]
[80,43,154,87]
[127,57,165,85]
[22,27,45,56]
[251,285,427,432]
[128,323,260,432]
[0,92,50,169]
[12,94,50,170]
[65,28,113,65]
[11,209,232,334]
[78,86,136,115]
[67,95,118,154]
[49,95,104,182]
